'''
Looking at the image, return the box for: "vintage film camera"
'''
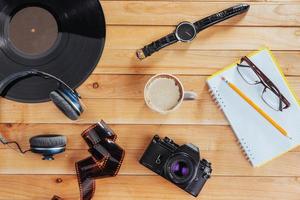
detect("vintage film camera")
[140,135,212,197]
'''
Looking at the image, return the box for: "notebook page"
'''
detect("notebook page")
[207,49,300,167]
[240,50,300,142]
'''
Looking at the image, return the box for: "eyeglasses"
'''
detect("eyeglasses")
[237,56,290,111]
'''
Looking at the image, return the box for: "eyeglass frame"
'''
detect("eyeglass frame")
[237,56,290,111]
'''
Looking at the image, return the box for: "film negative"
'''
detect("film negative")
[0,0,106,102]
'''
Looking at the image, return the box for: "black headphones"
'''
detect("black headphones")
[0,133,67,160]
[0,70,80,159]
[0,70,84,120]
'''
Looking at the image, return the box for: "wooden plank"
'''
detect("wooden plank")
[102,1,300,26]
[0,79,298,125]
[0,175,299,200]
[1,124,300,152]
[1,124,239,151]
[96,50,300,76]
[1,123,300,176]
[1,148,300,176]
[77,74,300,99]
[0,98,224,124]
[78,74,210,99]
[106,26,300,50]
[0,96,298,125]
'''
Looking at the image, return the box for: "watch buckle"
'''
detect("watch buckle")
[136,49,146,60]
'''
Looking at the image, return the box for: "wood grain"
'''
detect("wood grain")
[0,98,225,124]
[1,74,298,101]
[97,50,300,75]
[1,149,300,176]
[0,72,299,124]
[102,1,300,26]
[106,26,300,50]
[0,1,299,199]
[77,74,300,99]
[1,124,300,177]
[0,124,238,150]
[0,175,299,200]
[0,96,298,125]
[1,123,300,151]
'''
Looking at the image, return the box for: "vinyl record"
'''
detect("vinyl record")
[0,0,106,102]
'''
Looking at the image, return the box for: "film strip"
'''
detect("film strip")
[75,121,125,200]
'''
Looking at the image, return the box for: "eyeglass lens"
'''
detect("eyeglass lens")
[237,60,283,111]
[261,87,281,111]
[237,63,261,85]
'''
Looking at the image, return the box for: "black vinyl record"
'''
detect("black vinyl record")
[0,0,106,102]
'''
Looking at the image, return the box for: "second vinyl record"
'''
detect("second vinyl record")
[0,0,106,102]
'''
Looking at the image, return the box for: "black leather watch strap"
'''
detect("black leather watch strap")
[136,33,178,60]
[194,4,250,33]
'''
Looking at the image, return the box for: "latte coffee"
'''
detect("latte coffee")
[145,76,182,112]
[144,74,197,114]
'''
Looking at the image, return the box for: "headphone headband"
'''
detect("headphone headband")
[0,70,78,97]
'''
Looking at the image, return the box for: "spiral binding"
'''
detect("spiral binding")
[209,87,226,110]
[210,86,254,163]
[237,137,254,162]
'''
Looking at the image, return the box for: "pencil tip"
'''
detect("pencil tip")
[221,77,228,83]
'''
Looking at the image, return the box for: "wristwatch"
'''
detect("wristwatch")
[136,4,250,60]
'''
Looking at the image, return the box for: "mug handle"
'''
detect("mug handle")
[183,91,198,100]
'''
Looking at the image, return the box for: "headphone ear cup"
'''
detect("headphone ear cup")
[29,134,67,160]
[30,134,67,148]
[49,91,80,120]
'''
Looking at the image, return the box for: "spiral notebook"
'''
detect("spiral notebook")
[207,48,300,167]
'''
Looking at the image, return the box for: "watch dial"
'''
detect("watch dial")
[176,22,196,42]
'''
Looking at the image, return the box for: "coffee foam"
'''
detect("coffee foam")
[146,77,182,112]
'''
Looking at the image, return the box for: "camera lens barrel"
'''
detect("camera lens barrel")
[166,154,195,184]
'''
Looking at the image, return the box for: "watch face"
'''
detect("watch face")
[175,22,196,42]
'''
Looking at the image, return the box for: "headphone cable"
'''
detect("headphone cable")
[0,133,30,154]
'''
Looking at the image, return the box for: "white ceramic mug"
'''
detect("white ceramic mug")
[144,74,197,114]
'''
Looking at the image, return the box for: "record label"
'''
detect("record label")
[9,6,59,56]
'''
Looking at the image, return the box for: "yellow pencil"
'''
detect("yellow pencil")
[221,77,290,138]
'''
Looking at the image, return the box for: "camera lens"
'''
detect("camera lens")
[171,161,190,178]
[166,155,194,184]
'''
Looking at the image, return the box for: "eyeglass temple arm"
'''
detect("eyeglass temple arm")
[279,93,291,109]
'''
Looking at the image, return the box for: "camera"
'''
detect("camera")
[140,135,212,197]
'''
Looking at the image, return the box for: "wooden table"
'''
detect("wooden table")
[1,0,300,199]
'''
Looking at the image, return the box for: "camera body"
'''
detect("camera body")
[140,135,212,197]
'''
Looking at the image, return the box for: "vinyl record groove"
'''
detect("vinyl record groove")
[0,0,106,102]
